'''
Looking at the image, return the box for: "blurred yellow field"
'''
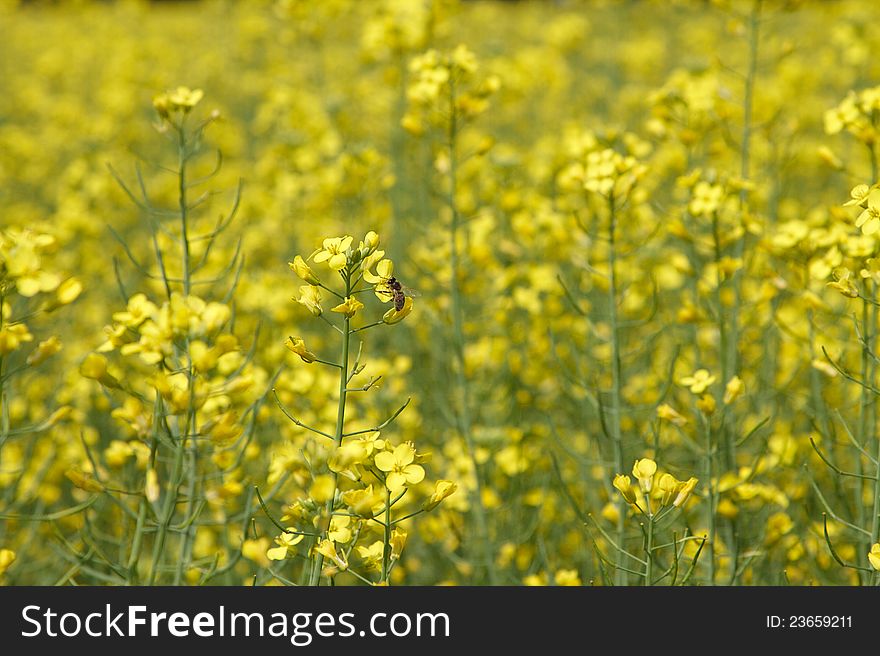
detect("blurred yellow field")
[2,0,880,586]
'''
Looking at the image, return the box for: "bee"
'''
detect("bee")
[382,276,418,311]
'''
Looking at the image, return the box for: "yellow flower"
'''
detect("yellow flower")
[723,375,744,404]
[855,189,880,235]
[673,477,699,507]
[267,531,305,561]
[656,403,687,426]
[79,353,121,388]
[0,549,15,577]
[309,474,336,504]
[145,468,160,503]
[312,235,353,271]
[861,258,880,284]
[390,527,407,560]
[363,258,396,301]
[612,474,636,504]
[554,569,581,586]
[843,184,871,207]
[314,539,348,571]
[657,473,680,506]
[523,573,548,586]
[55,277,83,305]
[374,443,425,492]
[295,285,323,316]
[289,255,320,285]
[356,541,385,571]
[679,369,716,394]
[285,336,317,363]
[331,296,364,318]
[689,180,725,216]
[26,335,62,366]
[153,87,205,121]
[827,267,859,298]
[424,480,457,511]
[696,393,716,416]
[383,296,413,324]
[343,485,384,519]
[0,323,33,355]
[329,515,352,544]
[241,538,271,567]
[363,230,380,252]
[869,543,880,571]
[112,293,157,328]
[632,458,657,492]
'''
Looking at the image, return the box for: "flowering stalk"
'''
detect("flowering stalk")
[277,233,450,586]
[309,269,351,586]
[608,459,700,586]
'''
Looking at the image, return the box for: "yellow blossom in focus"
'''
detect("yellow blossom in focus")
[613,474,636,504]
[390,528,407,560]
[312,235,353,271]
[383,296,413,324]
[632,458,657,492]
[673,477,699,507]
[854,189,880,235]
[331,296,364,318]
[285,336,317,363]
[314,539,348,571]
[424,480,457,511]
[267,531,305,561]
[375,443,425,492]
[295,285,323,316]
[289,255,320,285]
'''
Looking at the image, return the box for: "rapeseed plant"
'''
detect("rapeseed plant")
[3,0,880,587]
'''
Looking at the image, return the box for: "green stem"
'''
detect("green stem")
[381,486,392,584]
[729,0,761,379]
[606,194,627,585]
[712,210,732,471]
[177,124,191,296]
[447,75,496,585]
[126,498,148,584]
[703,414,717,585]
[309,273,352,586]
[147,429,186,585]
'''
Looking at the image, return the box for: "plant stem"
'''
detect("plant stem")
[147,427,186,585]
[703,414,717,585]
[729,0,761,379]
[309,273,351,586]
[126,498,147,584]
[447,75,496,585]
[382,486,392,584]
[606,194,627,585]
[178,123,191,296]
